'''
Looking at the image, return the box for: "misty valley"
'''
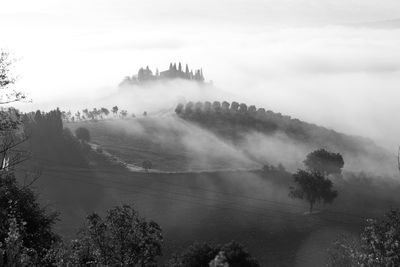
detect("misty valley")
[2,83,400,266]
[2,3,400,265]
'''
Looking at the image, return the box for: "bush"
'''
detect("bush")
[0,172,59,265]
[71,205,163,266]
[304,149,344,176]
[75,127,90,142]
[328,209,400,267]
[167,241,260,267]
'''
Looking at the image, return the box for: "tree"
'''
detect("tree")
[71,205,162,266]
[358,209,400,266]
[0,53,30,173]
[328,209,400,267]
[209,251,229,267]
[248,105,257,114]
[75,127,90,142]
[167,243,218,267]
[0,172,59,265]
[230,101,239,112]
[82,109,89,120]
[239,103,248,113]
[112,106,119,117]
[304,149,344,176]
[289,169,338,213]
[221,101,230,112]
[194,102,203,114]
[203,101,212,113]
[185,64,189,78]
[0,52,59,264]
[120,110,128,118]
[75,111,81,121]
[142,160,152,172]
[212,101,221,113]
[256,108,266,117]
[175,103,184,115]
[184,102,194,115]
[166,241,260,267]
[0,51,25,105]
[100,107,109,118]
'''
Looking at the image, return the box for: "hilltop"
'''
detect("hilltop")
[119,62,207,87]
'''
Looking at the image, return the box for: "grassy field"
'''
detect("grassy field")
[22,119,399,266]
[67,118,261,172]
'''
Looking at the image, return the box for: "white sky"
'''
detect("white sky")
[1,0,400,148]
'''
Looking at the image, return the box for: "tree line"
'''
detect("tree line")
[175,101,379,157]
[60,106,150,123]
[120,62,205,87]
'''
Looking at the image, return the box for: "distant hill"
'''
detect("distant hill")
[119,62,207,87]
[344,18,400,29]
[175,100,394,174]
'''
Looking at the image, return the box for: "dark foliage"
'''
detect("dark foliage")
[75,127,91,142]
[327,236,359,267]
[174,102,384,159]
[359,209,400,266]
[71,205,163,266]
[23,109,89,167]
[0,171,59,265]
[304,148,344,175]
[0,51,25,104]
[120,62,205,86]
[328,209,400,267]
[290,169,338,213]
[167,241,260,267]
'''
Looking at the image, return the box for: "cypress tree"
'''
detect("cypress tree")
[185,64,189,78]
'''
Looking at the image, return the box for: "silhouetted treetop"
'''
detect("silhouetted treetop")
[167,241,260,267]
[119,62,206,86]
[290,169,338,213]
[304,149,344,175]
[75,127,90,142]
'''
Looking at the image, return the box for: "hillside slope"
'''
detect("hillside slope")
[175,101,395,175]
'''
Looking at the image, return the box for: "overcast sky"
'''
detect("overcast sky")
[1,0,400,148]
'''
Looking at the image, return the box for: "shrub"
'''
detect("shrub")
[75,127,90,142]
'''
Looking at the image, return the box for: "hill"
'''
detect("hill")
[175,101,395,175]
[15,108,400,266]
[119,62,207,87]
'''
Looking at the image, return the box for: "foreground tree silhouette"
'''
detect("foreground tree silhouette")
[1,51,59,265]
[304,149,344,176]
[71,205,162,266]
[167,241,260,267]
[75,127,90,142]
[289,170,338,213]
[0,51,25,105]
[0,172,59,265]
[328,209,400,267]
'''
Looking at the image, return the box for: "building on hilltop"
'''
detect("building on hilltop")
[119,62,205,87]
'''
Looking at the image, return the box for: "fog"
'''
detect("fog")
[86,111,397,178]
[4,2,400,266]
[2,0,400,149]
